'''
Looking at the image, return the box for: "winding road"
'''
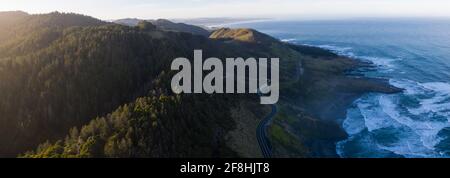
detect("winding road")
[256,57,301,158]
[257,104,277,158]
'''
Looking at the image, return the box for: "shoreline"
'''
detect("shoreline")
[277,43,404,157]
[306,46,403,157]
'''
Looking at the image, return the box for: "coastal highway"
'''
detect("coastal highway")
[256,61,300,158]
[257,104,277,158]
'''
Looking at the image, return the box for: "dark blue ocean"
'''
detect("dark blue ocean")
[227,18,450,158]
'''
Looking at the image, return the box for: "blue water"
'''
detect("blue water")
[227,19,450,158]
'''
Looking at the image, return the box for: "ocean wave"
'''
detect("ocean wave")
[302,43,401,70]
[342,79,450,157]
[379,94,447,152]
[328,48,449,157]
[340,93,447,157]
[342,106,366,135]
[390,79,450,119]
[301,43,354,56]
[280,38,298,43]
[299,42,450,157]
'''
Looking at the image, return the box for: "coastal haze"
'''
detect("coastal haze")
[0,0,449,158]
[1,0,450,20]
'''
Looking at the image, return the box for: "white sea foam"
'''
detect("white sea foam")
[389,79,424,95]
[347,79,450,157]
[343,94,444,157]
[342,106,366,135]
[303,44,401,70]
[281,38,297,43]
[303,43,450,157]
[390,79,450,118]
[417,83,450,118]
[379,95,447,151]
[358,56,401,69]
[335,140,347,158]
[315,44,353,53]
[303,44,354,56]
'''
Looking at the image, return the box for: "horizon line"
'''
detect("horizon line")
[3,10,450,22]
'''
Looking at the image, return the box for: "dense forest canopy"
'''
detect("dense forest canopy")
[0,11,302,157]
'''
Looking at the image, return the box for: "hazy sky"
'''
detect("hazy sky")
[1,0,450,20]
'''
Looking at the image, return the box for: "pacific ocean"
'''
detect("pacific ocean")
[227,18,450,158]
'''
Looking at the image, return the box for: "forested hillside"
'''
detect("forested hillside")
[0,11,300,157]
[0,12,245,156]
[0,11,399,158]
[22,78,241,158]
